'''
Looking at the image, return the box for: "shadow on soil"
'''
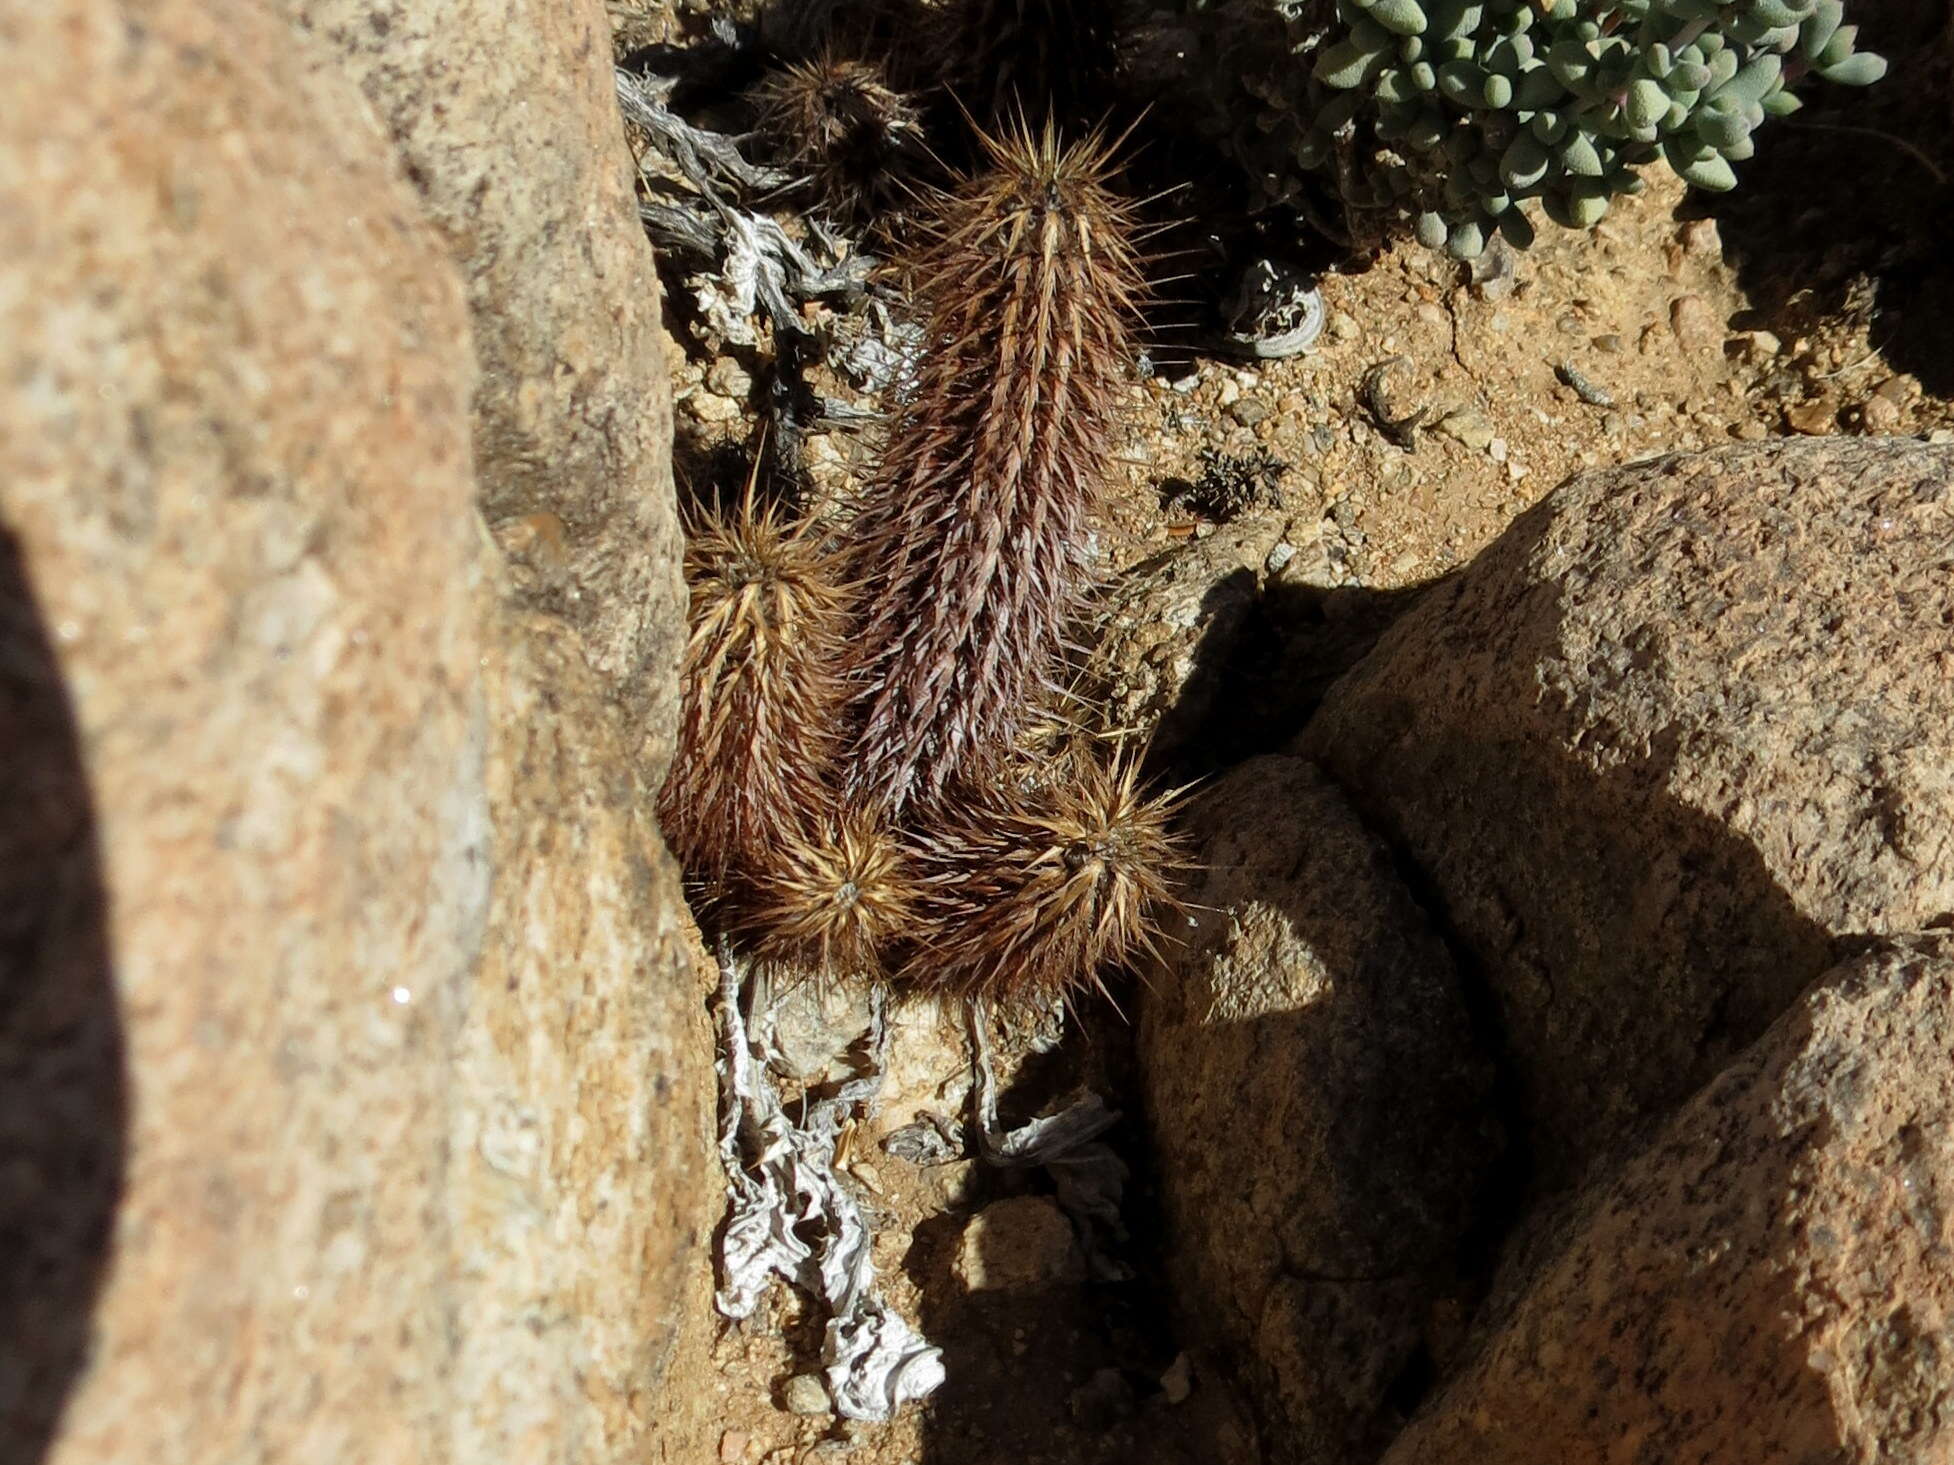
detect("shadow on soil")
[1695,0,1954,397]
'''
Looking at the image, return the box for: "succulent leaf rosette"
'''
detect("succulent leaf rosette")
[1162,0,1886,257]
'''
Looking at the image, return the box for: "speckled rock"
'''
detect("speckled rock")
[1141,756,1497,1465]
[1,3,713,1462]
[1092,522,1280,760]
[286,0,687,780]
[2,3,484,1458]
[1383,936,1954,1465]
[1303,438,1954,1188]
[453,607,716,1462]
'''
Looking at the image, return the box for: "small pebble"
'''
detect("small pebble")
[1217,378,1241,408]
[1555,314,1584,336]
[1433,408,1496,451]
[1326,312,1359,343]
[720,1430,751,1463]
[1230,398,1270,427]
[1873,375,1911,406]
[706,357,752,397]
[1861,395,1901,432]
[687,391,740,424]
[1737,329,1782,359]
[1668,294,1720,353]
[1784,399,1837,435]
[1679,217,1723,257]
[954,1196,1085,1291]
[1592,333,1624,354]
[1160,1354,1194,1406]
[782,1374,830,1416]
[1488,436,1508,462]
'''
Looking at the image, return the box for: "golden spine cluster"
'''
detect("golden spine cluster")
[660,120,1183,1010]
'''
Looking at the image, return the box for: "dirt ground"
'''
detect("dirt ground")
[617,1,1954,1459]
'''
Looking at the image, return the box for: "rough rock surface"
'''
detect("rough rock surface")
[1302,437,1954,1186]
[1383,936,1954,1465]
[1,3,713,1462]
[453,608,716,1462]
[1141,755,1498,1465]
[286,0,687,778]
[1093,522,1279,761]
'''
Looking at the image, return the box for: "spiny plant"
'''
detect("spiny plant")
[1144,0,1883,258]
[744,813,922,976]
[902,748,1189,1012]
[751,53,926,225]
[842,118,1147,820]
[657,470,855,895]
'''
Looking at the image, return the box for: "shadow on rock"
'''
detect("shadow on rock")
[1139,755,1503,1465]
[0,532,125,1465]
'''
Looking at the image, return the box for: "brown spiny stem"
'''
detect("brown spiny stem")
[901,748,1188,1012]
[658,479,854,894]
[842,120,1144,821]
[930,0,1119,128]
[744,811,921,976]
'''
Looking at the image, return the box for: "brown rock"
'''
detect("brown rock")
[1141,756,1496,1465]
[1383,937,1954,1465]
[286,0,687,779]
[1785,397,1840,434]
[1302,438,1954,1188]
[1861,395,1902,432]
[1667,292,1722,353]
[2,2,483,1457]
[1091,522,1278,759]
[955,1196,1088,1291]
[1,3,714,1462]
[454,608,716,1461]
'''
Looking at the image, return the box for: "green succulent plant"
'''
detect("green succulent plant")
[1142,0,1886,257]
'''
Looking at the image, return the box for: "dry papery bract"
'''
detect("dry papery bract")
[657,482,854,894]
[902,750,1189,1013]
[843,119,1147,821]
